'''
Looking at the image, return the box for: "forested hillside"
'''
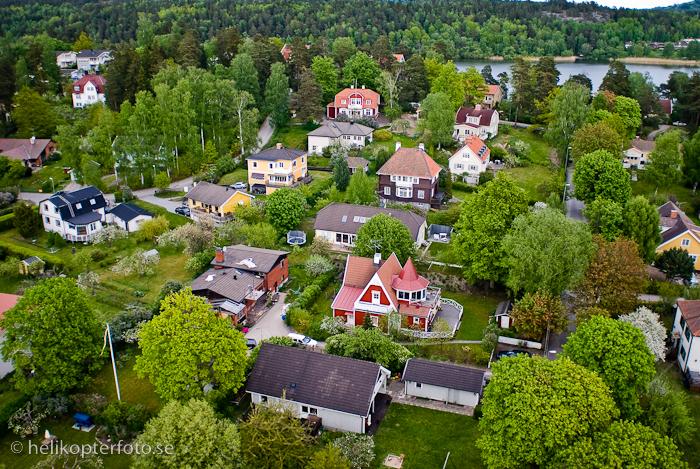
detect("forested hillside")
[1,0,700,60]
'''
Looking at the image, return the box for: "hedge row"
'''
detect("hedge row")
[292,271,336,310]
[0,213,14,232]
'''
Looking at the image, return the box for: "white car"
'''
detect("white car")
[288,333,318,348]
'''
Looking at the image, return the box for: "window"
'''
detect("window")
[44,216,49,223]
[89,223,96,230]
[415,382,422,388]
[364,109,372,116]
[681,316,686,330]
[350,97,362,106]
[417,190,425,199]
[682,239,690,247]
[76,203,82,209]
[455,163,463,169]
[74,86,80,91]
[54,220,61,227]
[269,163,273,169]
[469,165,478,171]
[260,396,268,403]
[312,145,317,151]
[90,199,95,205]
[686,327,692,341]
[341,99,347,104]
[278,162,284,168]
[398,291,409,300]
[692,255,698,263]
[371,316,379,327]
[680,345,687,360]
[68,224,75,230]
[413,317,420,325]
[371,291,381,304]
[384,186,391,196]
[397,187,413,198]
[293,160,297,167]
[43,204,48,211]
[253,162,258,168]
[301,406,318,415]
[366,99,371,105]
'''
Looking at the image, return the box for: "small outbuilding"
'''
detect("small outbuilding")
[19,256,45,276]
[107,203,153,233]
[401,358,486,407]
[427,224,453,243]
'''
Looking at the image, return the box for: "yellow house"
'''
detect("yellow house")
[247,143,307,195]
[657,201,700,270]
[185,181,254,222]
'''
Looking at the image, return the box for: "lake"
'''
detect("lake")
[456,61,699,89]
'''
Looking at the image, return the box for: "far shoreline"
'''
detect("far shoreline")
[473,55,699,67]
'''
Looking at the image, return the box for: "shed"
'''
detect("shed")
[427,224,453,243]
[402,358,486,407]
[19,256,45,276]
[108,203,153,232]
[494,300,512,329]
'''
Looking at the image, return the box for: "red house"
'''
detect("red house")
[327,86,380,120]
[331,253,441,331]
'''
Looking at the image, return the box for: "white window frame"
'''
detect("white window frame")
[384,186,391,196]
[371,291,381,305]
[417,190,425,199]
[682,239,691,247]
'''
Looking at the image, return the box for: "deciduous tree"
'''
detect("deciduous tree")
[346,170,377,205]
[585,197,624,241]
[0,278,102,395]
[229,53,260,103]
[12,87,61,137]
[135,290,249,401]
[326,328,412,372]
[510,291,567,340]
[614,95,643,138]
[545,82,590,151]
[417,92,457,148]
[656,247,695,283]
[564,315,656,419]
[477,357,618,469]
[573,150,631,204]
[311,56,340,104]
[342,52,381,89]
[619,306,667,361]
[571,121,624,160]
[622,196,661,262]
[600,60,631,97]
[353,213,416,263]
[331,153,350,191]
[265,188,306,233]
[646,129,683,189]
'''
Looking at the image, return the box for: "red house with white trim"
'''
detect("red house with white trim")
[327,86,380,120]
[331,253,441,331]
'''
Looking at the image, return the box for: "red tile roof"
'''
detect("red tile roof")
[332,87,380,109]
[376,147,442,179]
[460,136,490,162]
[72,74,106,94]
[0,293,20,322]
[343,255,379,288]
[375,254,402,307]
[678,300,700,337]
[391,258,429,291]
[456,106,496,126]
[486,85,501,95]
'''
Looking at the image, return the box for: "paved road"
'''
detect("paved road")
[565,161,586,221]
[647,124,672,140]
[254,116,273,152]
[245,292,292,343]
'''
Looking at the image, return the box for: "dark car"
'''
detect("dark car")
[246,338,258,350]
[174,206,190,216]
[496,349,532,359]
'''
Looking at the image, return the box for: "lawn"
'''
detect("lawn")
[19,160,71,192]
[632,178,700,222]
[502,165,560,203]
[408,343,489,367]
[442,292,504,341]
[493,127,553,166]
[267,122,319,150]
[218,167,249,186]
[373,404,482,469]
[367,133,417,154]
[154,190,185,199]
[130,200,191,227]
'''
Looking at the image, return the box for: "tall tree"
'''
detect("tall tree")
[566,73,592,96]
[570,121,624,160]
[417,92,454,148]
[134,399,241,469]
[353,213,416,263]
[462,66,487,106]
[622,196,660,262]
[511,58,536,119]
[646,129,683,189]
[533,56,560,104]
[585,197,624,241]
[0,278,102,395]
[288,37,312,87]
[573,150,631,204]
[503,207,594,295]
[264,62,290,128]
[345,170,378,205]
[214,27,242,67]
[342,52,381,89]
[311,56,340,104]
[72,31,94,51]
[293,68,324,122]
[378,69,402,118]
[656,247,695,284]
[11,87,61,137]
[510,291,567,340]
[430,61,465,110]
[545,82,590,151]
[331,37,357,66]
[614,95,642,138]
[331,153,350,191]
[477,356,618,469]
[564,316,656,419]
[600,60,632,97]
[265,188,306,233]
[135,289,249,401]
[453,174,528,284]
[105,44,142,110]
[229,53,261,104]
[398,55,428,108]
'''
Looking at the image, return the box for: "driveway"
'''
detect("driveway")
[254,116,273,152]
[245,292,292,343]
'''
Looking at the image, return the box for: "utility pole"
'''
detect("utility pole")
[102,323,121,401]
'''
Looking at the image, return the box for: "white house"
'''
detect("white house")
[39,186,107,242]
[454,105,499,141]
[106,203,153,233]
[307,121,374,155]
[402,358,486,407]
[56,51,77,68]
[76,50,112,72]
[71,75,106,109]
[448,135,491,184]
[673,300,700,374]
[314,203,427,250]
[623,138,656,169]
[247,343,390,434]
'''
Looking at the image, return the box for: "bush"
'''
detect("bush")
[137,216,170,242]
[333,434,375,469]
[320,316,347,336]
[373,129,392,141]
[295,284,322,310]
[185,248,215,275]
[305,254,334,276]
[109,304,153,344]
[13,202,41,238]
[97,401,152,441]
[288,307,312,334]
[71,393,108,415]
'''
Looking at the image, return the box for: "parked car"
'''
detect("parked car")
[230,181,247,190]
[496,349,532,359]
[174,206,190,216]
[246,338,258,350]
[288,333,318,348]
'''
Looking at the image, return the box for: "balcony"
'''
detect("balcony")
[190,207,232,224]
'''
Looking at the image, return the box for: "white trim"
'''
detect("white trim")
[657,229,700,249]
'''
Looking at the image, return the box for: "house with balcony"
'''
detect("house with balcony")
[332,253,461,333]
[327,86,380,120]
[56,51,77,68]
[657,201,700,271]
[307,121,374,155]
[76,49,112,72]
[247,144,308,195]
[672,300,700,378]
[448,136,491,184]
[71,74,106,109]
[39,186,107,242]
[185,181,254,223]
[454,105,499,141]
[377,143,444,210]
[623,138,655,169]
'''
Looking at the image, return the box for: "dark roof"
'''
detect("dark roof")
[67,211,102,225]
[314,203,426,241]
[248,146,306,162]
[247,344,385,416]
[185,181,245,207]
[44,186,106,221]
[109,203,152,222]
[212,244,289,273]
[658,201,698,244]
[402,358,485,393]
[307,121,374,138]
[455,106,496,126]
[76,49,110,58]
[191,267,263,303]
[678,300,700,337]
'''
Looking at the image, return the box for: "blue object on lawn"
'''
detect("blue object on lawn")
[73,413,93,427]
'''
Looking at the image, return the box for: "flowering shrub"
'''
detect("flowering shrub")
[320,316,346,336]
[333,434,375,469]
[619,306,667,361]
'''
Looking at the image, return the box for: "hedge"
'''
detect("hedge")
[0,239,65,270]
[0,213,14,232]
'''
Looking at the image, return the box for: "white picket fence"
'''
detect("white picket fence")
[400,298,464,339]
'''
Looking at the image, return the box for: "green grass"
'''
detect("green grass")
[267,123,319,150]
[218,168,249,186]
[502,165,560,203]
[19,160,71,192]
[89,352,161,413]
[493,128,552,166]
[130,200,190,227]
[367,134,418,154]
[632,179,700,222]
[0,229,76,267]
[409,343,488,367]
[442,292,503,341]
[154,190,185,199]
[373,404,482,469]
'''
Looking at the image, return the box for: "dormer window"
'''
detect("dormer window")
[90,199,96,205]
[74,86,80,91]
[76,203,82,209]
[366,99,371,105]
[371,291,380,304]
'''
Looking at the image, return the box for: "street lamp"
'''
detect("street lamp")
[48,177,54,193]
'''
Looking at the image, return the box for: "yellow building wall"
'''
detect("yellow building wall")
[247,155,307,190]
[188,191,253,216]
[657,232,700,270]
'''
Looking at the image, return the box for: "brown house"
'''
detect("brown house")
[0,137,55,167]
[376,143,444,210]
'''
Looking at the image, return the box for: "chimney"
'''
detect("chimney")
[670,210,678,219]
[418,143,425,151]
[373,253,382,265]
[214,247,224,263]
[276,143,283,150]
[395,141,401,152]
[474,104,482,111]
[30,136,36,145]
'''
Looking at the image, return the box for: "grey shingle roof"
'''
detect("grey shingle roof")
[185,182,240,207]
[247,343,384,416]
[307,121,374,138]
[248,147,305,162]
[212,245,289,273]
[314,203,426,241]
[402,358,485,393]
[191,267,263,303]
